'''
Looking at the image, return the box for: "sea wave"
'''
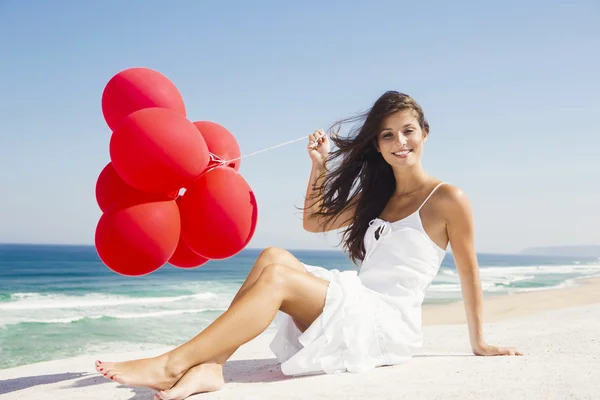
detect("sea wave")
[478,264,600,276]
[0,292,219,310]
[13,308,228,324]
[427,264,600,296]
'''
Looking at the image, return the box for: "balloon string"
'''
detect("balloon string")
[195,154,227,180]
[198,134,310,179]
[224,135,309,164]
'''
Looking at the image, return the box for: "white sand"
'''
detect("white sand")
[1,300,599,400]
[422,277,600,325]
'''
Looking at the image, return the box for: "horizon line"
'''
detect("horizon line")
[2,242,598,258]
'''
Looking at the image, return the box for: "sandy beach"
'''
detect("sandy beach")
[422,277,600,325]
[1,278,599,400]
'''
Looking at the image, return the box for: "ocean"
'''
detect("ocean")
[1,243,599,370]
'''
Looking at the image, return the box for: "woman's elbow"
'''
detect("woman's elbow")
[302,217,322,233]
[303,220,317,233]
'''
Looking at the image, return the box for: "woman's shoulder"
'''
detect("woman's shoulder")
[430,182,472,220]
[435,182,468,201]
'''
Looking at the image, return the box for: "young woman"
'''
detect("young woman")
[95,91,522,400]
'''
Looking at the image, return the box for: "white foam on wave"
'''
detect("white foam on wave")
[428,281,497,293]
[18,307,228,324]
[479,264,600,276]
[0,292,219,310]
[489,280,574,293]
[171,280,242,294]
[428,264,600,296]
[0,306,231,327]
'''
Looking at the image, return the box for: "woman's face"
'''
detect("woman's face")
[375,110,427,167]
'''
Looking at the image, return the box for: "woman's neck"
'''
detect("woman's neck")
[391,164,431,196]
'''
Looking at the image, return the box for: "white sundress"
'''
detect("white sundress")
[269,183,448,376]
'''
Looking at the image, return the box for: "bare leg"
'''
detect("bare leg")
[221,247,311,338]
[154,248,309,399]
[96,258,327,392]
[96,248,308,396]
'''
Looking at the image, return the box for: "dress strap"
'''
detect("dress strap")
[416,182,446,212]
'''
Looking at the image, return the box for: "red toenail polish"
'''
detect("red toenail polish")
[99,368,103,371]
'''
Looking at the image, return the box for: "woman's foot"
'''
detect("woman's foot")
[154,363,224,400]
[94,354,184,391]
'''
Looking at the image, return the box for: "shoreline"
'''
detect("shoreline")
[2,305,598,399]
[423,276,600,325]
[1,276,598,372]
[1,279,599,399]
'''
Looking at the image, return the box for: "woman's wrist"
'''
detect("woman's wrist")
[312,161,327,172]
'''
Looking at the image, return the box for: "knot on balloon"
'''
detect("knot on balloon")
[94,67,258,276]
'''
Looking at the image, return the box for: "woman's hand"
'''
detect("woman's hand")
[472,342,523,356]
[307,129,330,168]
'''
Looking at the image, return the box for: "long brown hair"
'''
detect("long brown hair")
[308,91,430,265]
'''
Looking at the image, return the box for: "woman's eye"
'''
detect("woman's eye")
[405,129,414,134]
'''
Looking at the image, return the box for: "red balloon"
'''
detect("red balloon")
[168,237,210,269]
[179,166,258,259]
[102,67,186,131]
[169,199,210,268]
[110,107,210,193]
[193,121,241,171]
[95,201,180,276]
[95,162,177,212]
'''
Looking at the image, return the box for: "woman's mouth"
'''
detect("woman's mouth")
[392,150,412,159]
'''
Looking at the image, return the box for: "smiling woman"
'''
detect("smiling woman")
[94,91,521,400]
[306,91,436,263]
[379,118,422,159]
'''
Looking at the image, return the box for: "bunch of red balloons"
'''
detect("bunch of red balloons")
[94,67,258,276]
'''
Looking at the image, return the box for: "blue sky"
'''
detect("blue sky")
[0,0,598,253]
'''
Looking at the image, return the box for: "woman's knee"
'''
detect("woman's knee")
[258,247,306,273]
[258,263,288,288]
[258,247,287,262]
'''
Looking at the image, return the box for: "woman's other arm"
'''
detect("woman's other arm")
[443,185,523,356]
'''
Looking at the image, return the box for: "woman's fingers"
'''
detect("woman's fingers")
[308,130,326,149]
